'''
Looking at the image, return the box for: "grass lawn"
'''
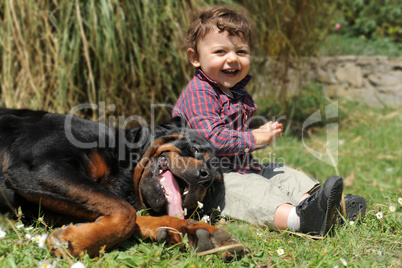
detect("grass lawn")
[320,34,402,57]
[0,102,401,267]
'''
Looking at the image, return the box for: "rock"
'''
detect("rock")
[316,67,337,84]
[336,55,357,62]
[335,63,363,87]
[356,57,374,66]
[389,58,402,70]
[377,91,402,108]
[368,71,402,87]
[348,88,384,108]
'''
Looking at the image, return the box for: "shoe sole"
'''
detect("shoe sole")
[337,195,367,224]
[320,176,344,237]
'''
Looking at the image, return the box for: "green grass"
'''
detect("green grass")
[1,103,401,267]
[320,34,402,57]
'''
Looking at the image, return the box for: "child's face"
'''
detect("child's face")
[187,27,250,91]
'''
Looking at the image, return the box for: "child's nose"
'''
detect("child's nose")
[226,52,238,63]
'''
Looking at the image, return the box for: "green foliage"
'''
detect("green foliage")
[236,0,335,107]
[0,0,335,124]
[254,81,347,134]
[334,0,402,41]
[0,0,227,122]
[320,34,402,56]
[237,0,334,57]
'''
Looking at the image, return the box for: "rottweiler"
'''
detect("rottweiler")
[0,108,243,260]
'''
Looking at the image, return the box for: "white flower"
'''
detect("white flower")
[276,248,284,255]
[50,258,60,267]
[38,260,55,268]
[201,215,210,223]
[256,228,264,236]
[333,265,339,268]
[340,257,347,266]
[33,234,48,248]
[376,212,383,219]
[25,234,32,239]
[51,238,68,249]
[197,201,204,209]
[217,206,221,212]
[398,197,402,206]
[218,217,226,225]
[16,224,24,229]
[389,205,396,213]
[183,208,187,216]
[71,261,85,268]
[0,229,6,239]
[385,167,394,173]
[25,226,34,231]
[349,221,355,226]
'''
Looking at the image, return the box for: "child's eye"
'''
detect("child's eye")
[214,50,225,54]
[237,50,248,55]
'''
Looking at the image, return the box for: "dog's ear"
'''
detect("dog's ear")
[153,117,188,136]
[159,116,187,130]
[167,116,187,128]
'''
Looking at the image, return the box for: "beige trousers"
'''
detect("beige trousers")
[212,164,319,229]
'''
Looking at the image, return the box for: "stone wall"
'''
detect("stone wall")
[315,56,402,108]
[256,56,402,108]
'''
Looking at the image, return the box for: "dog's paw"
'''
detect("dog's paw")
[196,228,245,262]
[46,224,93,257]
[47,226,74,257]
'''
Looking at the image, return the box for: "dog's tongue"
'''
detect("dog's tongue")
[160,170,184,219]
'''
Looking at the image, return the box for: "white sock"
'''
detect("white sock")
[287,206,300,231]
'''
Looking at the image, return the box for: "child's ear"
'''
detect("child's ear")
[187,48,201,68]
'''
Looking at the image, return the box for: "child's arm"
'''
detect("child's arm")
[251,121,283,148]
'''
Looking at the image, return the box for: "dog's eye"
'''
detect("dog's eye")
[191,147,198,154]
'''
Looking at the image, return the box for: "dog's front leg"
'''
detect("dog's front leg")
[134,215,245,261]
[47,199,136,257]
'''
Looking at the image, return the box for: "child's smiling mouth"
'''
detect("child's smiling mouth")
[221,69,239,76]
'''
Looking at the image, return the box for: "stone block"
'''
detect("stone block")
[336,55,357,62]
[316,67,337,84]
[368,71,402,88]
[317,57,333,69]
[376,91,402,108]
[335,63,363,87]
[356,57,375,66]
[389,58,402,70]
[348,88,384,108]
[324,84,348,98]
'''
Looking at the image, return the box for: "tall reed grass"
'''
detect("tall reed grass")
[238,0,335,117]
[1,0,202,121]
[0,0,333,123]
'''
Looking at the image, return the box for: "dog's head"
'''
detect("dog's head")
[132,118,222,218]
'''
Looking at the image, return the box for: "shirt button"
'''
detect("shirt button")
[244,148,249,153]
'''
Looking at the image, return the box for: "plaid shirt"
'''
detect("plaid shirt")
[172,69,262,174]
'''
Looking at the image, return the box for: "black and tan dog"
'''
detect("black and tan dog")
[0,108,242,260]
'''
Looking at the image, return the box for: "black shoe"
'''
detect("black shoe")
[296,176,344,236]
[337,195,367,224]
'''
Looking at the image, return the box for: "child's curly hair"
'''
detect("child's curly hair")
[186,6,252,53]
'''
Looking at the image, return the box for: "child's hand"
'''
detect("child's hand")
[251,121,283,147]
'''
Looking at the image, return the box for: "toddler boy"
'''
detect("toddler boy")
[173,6,366,235]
